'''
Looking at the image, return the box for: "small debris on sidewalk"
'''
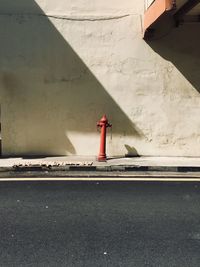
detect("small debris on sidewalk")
[12,160,93,168]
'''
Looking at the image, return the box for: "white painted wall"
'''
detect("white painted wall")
[0,0,200,156]
[145,0,155,10]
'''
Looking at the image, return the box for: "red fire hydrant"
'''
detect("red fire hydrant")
[97,115,112,161]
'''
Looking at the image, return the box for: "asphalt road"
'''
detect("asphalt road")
[0,181,200,267]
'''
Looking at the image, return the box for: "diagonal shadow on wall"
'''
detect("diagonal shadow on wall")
[0,0,141,156]
[146,19,200,93]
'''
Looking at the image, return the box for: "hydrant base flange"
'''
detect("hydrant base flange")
[98,155,107,162]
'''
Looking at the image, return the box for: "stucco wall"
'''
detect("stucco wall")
[0,0,199,156]
[145,0,155,9]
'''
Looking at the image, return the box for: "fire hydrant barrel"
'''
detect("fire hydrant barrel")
[97,115,112,161]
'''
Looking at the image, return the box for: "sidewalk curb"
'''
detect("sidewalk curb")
[1,165,200,173]
[0,165,200,178]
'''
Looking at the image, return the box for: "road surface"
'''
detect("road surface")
[0,181,200,266]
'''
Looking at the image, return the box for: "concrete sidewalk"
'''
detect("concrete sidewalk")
[0,155,200,167]
[0,156,199,177]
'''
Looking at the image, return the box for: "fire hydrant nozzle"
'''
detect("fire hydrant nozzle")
[97,114,112,162]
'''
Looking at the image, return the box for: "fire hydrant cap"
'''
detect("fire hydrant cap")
[100,115,108,122]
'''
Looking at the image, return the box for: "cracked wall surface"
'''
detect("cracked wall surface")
[0,0,199,156]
